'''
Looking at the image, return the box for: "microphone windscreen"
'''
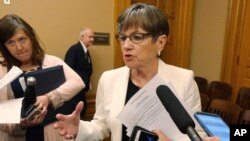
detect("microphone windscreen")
[156,85,195,134]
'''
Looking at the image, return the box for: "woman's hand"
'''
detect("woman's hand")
[20,108,47,128]
[153,129,171,141]
[34,95,50,114]
[53,101,84,140]
[20,94,48,128]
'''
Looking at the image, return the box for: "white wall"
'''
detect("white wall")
[0,0,231,90]
[0,0,115,94]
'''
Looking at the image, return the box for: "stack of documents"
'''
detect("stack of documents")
[117,75,200,141]
[0,66,23,123]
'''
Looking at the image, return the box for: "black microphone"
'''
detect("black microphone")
[156,85,202,141]
[21,77,38,119]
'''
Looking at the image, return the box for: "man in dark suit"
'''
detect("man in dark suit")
[64,27,94,119]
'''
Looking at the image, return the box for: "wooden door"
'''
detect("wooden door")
[114,0,194,68]
[221,0,250,103]
[234,1,250,102]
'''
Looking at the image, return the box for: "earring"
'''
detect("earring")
[157,51,161,57]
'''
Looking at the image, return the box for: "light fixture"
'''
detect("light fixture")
[4,0,11,5]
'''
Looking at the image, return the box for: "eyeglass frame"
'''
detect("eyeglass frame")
[115,33,152,44]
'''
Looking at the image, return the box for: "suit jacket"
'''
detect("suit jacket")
[65,42,93,92]
[75,60,205,141]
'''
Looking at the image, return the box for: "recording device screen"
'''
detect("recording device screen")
[22,105,41,120]
[25,106,41,120]
[130,126,158,141]
[135,130,158,141]
[194,112,230,141]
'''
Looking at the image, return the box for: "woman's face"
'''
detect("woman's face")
[4,29,33,65]
[119,28,162,69]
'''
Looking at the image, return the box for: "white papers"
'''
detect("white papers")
[0,66,23,90]
[117,75,189,140]
[0,98,23,123]
[0,66,23,123]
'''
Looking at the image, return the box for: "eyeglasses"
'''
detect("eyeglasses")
[115,33,152,44]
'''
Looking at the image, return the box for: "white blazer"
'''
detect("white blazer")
[76,59,204,141]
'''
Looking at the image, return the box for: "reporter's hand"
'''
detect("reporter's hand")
[153,129,220,141]
[20,108,46,128]
[53,101,84,140]
[204,136,220,141]
[153,129,171,141]
[35,95,50,114]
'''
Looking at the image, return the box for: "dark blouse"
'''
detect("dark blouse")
[122,79,140,141]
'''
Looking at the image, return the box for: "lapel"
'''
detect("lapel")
[86,51,92,64]
[157,59,172,83]
[110,67,130,140]
[77,42,85,53]
[77,42,88,61]
[157,60,166,79]
[111,60,167,116]
[109,61,170,140]
[112,68,129,112]
[78,43,92,70]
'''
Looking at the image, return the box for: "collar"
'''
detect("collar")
[80,41,88,53]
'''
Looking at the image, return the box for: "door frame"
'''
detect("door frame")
[221,0,246,102]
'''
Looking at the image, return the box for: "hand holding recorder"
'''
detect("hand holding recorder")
[21,77,41,120]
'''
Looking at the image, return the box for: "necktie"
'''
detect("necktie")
[86,50,93,75]
[86,51,91,63]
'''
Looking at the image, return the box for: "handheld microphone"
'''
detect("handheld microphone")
[156,85,202,141]
[21,77,39,119]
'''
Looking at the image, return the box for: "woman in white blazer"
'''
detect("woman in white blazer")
[54,3,219,141]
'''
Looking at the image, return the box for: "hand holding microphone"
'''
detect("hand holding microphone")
[21,77,41,120]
